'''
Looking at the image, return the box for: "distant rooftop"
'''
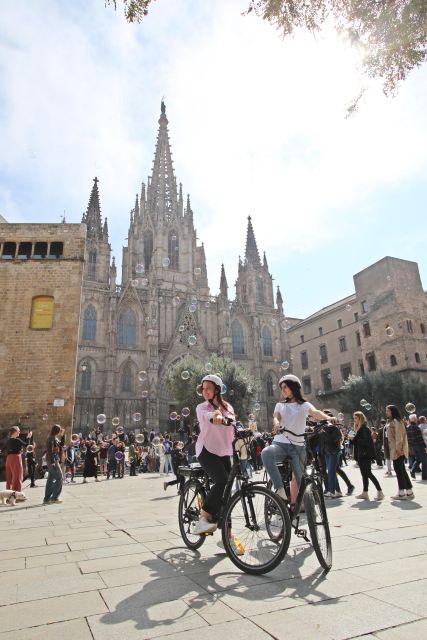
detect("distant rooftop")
[0,214,8,223]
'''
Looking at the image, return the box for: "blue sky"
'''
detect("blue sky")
[1,0,426,318]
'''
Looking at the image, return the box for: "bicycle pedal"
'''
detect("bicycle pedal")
[295,527,308,539]
[203,531,214,537]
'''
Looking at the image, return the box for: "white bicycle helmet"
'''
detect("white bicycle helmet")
[201,374,223,388]
[279,374,301,387]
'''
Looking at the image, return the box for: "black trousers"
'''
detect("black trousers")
[28,462,36,487]
[359,458,382,492]
[393,455,413,491]
[197,447,231,520]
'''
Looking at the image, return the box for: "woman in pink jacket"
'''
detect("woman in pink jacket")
[193,374,235,535]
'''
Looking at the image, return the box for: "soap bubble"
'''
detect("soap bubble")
[345,304,352,311]
[114,451,124,462]
[112,417,120,427]
[181,407,190,418]
[194,267,201,276]
[169,411,178,421]
[188,335,197,346]
[162,257,170,268]
[172,296,180,306]
[135,264,145,274]
[385,326,394,338]
[116,426,124,434]
[42,413,48,421]
[189,303,197,313]
[204,301,210,308]
[131,279,139,287]
[337,412,344,422]
[254,402,261,411]
[196,384,203,396]
[181,370,190,381]
[327,373,332,380]
[132,412,142,422]
[171,235,177,241]
[135,434,144,443]
[271,318,277,326]
[191,296,198,304]
[364,403,372,411]
[91,445,98,453]
[97,414,106,425]
[205,362,212,372]
[141,390,148,399]
[140,277,148,286]
[221,383,227,395]
[138,370,148,382]
[281,361,290,371]
[405,402,416,414]
[229,389,234,396]
[179,325,185,332]
[360,399,367,407]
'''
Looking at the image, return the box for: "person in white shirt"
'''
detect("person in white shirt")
[262,374,337,500]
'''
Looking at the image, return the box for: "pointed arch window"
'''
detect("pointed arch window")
[118,309,136,347]
[168,231,179,270]
[144,230,153,273]
[121,363,133,392]
[262,326,273,357]
[88,250,96,280]
[256,276,265,304]
[232,320,245,355]
[82,304,97,341]
[266,373,274,397]
[81,362,92,392]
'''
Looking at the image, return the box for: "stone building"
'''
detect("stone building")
[0,223,86,449]
[288,256,427,406]
[75,102,290,433]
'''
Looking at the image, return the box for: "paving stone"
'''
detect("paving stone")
[153,618,273,640]
[249,593,420,640]
[373,618,427,639]
[365,579,427,616]
[0,618,93,640]
[0,544,68,561]
[0,591,107,633]
[87,597,207,640]
[0,558,25,572]
[78,551,156,573]
[25,550,87,568]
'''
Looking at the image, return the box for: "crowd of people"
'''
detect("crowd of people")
[1,374,426,513]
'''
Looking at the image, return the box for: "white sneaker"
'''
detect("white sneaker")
[334,491,343,497]
[275,487,287,500]
[406,491,415,500]
[391,493,406,500]
[375,491,385,501]
[355,492,369,500]
[323,491,333,498]
[192,517,217,535]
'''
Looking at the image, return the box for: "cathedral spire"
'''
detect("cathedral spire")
[82,177,103,240]
[276,286,284,314]
[244,216,261,267]
[147,101,177,222]
[219,263,228,298]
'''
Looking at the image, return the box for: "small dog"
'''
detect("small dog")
[0,490,27,506]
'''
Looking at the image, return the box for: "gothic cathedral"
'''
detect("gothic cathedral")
[75,103,290,432]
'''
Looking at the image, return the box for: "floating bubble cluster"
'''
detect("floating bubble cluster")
[97,414,106,425]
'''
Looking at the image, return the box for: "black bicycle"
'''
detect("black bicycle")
[178,426,291,574]
[264,427,332,571]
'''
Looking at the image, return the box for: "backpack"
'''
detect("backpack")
[163,441,171,454]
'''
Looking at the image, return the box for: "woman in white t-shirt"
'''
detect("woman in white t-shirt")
[262,374,336,500]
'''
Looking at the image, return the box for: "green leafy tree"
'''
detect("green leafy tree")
[105,0,154,22]
[165,353,259,424]
[339,371,427,425]
[246,1,427,95]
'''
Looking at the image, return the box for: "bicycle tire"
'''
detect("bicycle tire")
[222,485,291,575]
[178,479,207,550]
[304,480,332,571]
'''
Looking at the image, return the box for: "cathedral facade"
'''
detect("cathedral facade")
[74,102,290,433]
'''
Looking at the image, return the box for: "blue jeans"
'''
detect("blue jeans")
[411,445,427,479]
[261,443,306,490]
[325,453,339,493]
[44,461,63,501]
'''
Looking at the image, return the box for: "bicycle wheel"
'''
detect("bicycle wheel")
[178,480,207,550]
[304,480,332,571]
[222,485,291,575]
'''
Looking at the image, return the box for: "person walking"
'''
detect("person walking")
[5,426,30,492]
[407,414,427,481]
[43,424,64,504]
[352,412,384,500]
[386,405,414,500]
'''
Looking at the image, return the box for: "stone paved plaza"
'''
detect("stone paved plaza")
[0,466,426,640]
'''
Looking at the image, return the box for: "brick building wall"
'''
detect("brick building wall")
[0,224,86,465]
